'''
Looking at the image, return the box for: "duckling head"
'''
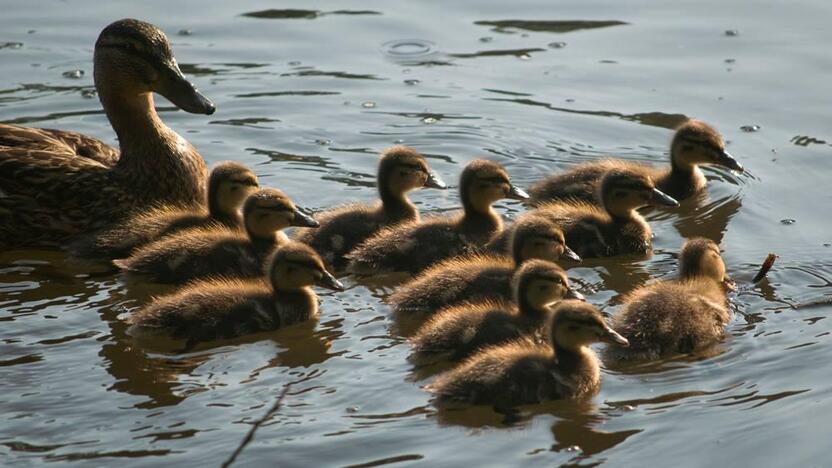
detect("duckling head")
[671,119,743,172]
[209,162,259,217]
[679,237,730,285]
[513,259,584,316]
[460,160,528,213]
[378,146,446,198]
[550,300,629,351]
[267,242,345,292]
[94,19,214,114]
[243,188,319,239]
[598,169,679,217]
[510,215,581,264]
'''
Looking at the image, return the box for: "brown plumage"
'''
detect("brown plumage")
[127,242,344,348]
[294,146,445,269]
[428,300,628,407]
[528,119,743,206]
[0,19,217,249]
[70,162,259,259]
[533,169,679,258]
[409,260,582,364]
[388,214,581,318]
[346,159,528,275]
[113,188,319,283]
[606,237,733,361]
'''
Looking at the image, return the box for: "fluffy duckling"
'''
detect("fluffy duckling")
[388,214,580,317]
[534,169,679,258]
[410,260,582,364]
[71,162,259,258]
[113,188,318,283]
[606,238,733,361]
[429,300,628,407]
[127,242,344,348]
[528,119,743,206]
[346,159,528,275]
[0,19,215,248]
[294,146,445,269]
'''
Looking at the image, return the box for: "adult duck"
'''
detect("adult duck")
[0,19,215,248]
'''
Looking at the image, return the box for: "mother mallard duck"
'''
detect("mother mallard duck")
[0,19,215,248]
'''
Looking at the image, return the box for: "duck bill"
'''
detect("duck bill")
[602,326,629,346]
[506,184,530,201]
[318,270,345,291]
[291,210,320,228]
[716,150,744,172]
[566,288,586,302]
[650,188,680,207]
[562,245,582,263]
[156,62,216,115]
[424,171,447,190]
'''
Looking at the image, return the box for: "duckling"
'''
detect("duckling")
[388,214,581,318]
[606,238,733,361]
[534,169,679,258]
[70,162,259,259]
[294,146,445,269]
[0,19,216,249]
[528,119,743,206]
[410,260,583,364]
[428,300,628,407]
[127,242,344,348]
[113,188,319,283]
[346,159,528,275]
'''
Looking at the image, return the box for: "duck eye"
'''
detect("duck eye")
[568,325,579,331]
[614,191,627,199]
[681,143,695,152]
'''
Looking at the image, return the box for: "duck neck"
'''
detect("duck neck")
[99,89,173,166]
[379,183,417,223]
[461,196,501,236]
[552,342,599,393]
[94,59,207,207]
[517,294,545,320]
[602,200,638,223]
[245,222,283,249]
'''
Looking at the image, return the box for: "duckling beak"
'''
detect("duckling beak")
[562,246,582,263]
[716,150,744,172]
[506,184,530,201]
[650,188,680,207]
[602,326,630,346]
[566,288,585,302]
[318,270,345,291]
[291,210,320,228]
[156,62,216,115]
[424,171,447,190]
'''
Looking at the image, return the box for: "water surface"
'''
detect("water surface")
[1,0,831,466]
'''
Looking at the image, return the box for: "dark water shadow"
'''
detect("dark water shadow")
[241,9,381,20]
[474,19,628,34]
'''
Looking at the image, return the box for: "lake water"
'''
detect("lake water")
[2,0,831,466]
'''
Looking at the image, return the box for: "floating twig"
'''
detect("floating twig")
[751,253,778,283]
[221,383,292,468]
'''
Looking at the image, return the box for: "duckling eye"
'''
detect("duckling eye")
[614,190,628,199]
[681,143,695,152]
[568,325,579,331]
